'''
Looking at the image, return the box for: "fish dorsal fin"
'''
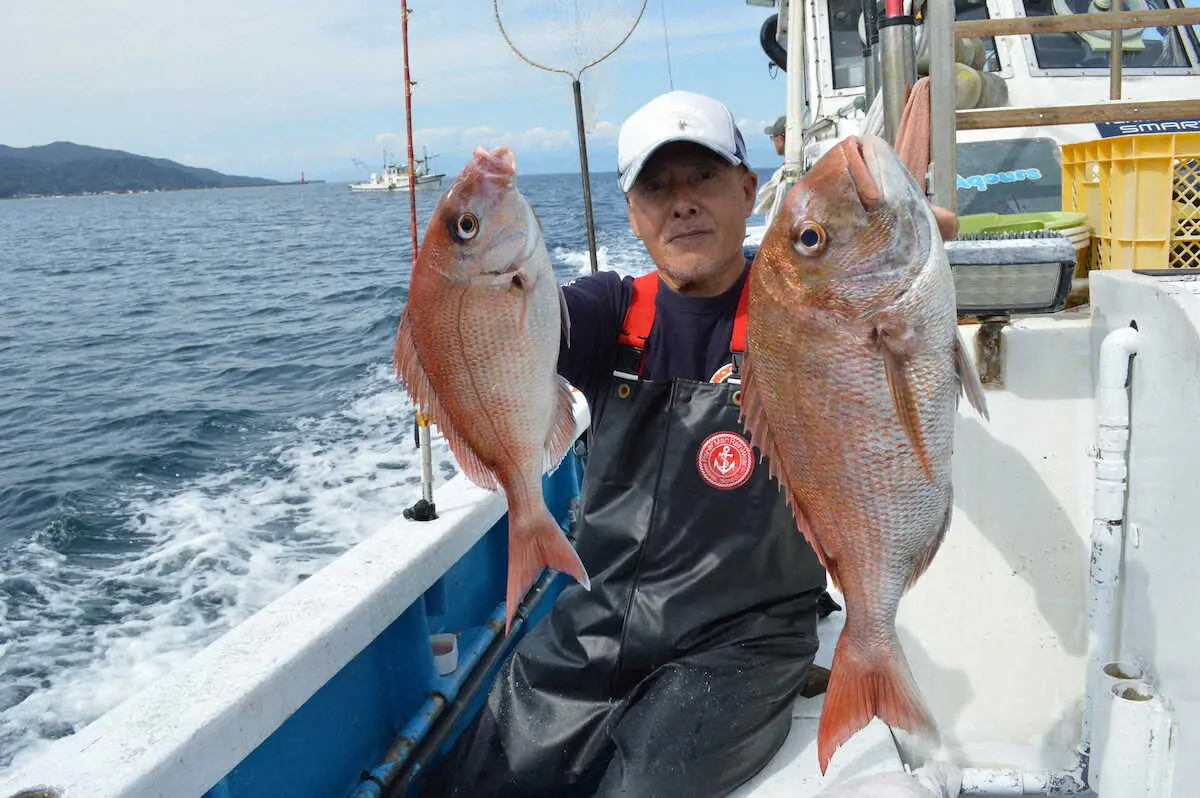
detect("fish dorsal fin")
[874,315,934,482]
[543,376,579,472]
[394,308,500,491]
[740,351,842,590]
[955,329,989,420]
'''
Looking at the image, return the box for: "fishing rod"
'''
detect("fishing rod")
[400,0,437,523]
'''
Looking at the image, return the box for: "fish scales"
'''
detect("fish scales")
[395,146,589,633]
[741,134,987,773]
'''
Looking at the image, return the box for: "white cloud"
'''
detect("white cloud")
[0,1,788,177]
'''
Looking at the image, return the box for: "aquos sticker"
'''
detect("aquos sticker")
[696,431,755,490]
[954,138,1062,217]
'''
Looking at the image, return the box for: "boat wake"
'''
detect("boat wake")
[0,364,453,773]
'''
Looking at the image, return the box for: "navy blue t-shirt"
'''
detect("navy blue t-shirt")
[557,262,750,409]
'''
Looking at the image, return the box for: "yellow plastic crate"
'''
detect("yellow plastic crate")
[1061,133,1200,271]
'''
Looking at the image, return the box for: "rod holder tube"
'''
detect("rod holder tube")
[1082,325,1140,761]
[1089,662,1147,790]
[878,16,917,146]
[1098,680,1174,795]
[417,413,434,505]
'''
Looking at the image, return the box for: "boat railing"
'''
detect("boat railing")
[925,1,1200,209]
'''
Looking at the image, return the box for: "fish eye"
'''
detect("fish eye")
[794,221,827,256]
[454,213,480,241]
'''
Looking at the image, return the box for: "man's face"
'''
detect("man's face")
[625,142,757,297]
[771,133,785,156]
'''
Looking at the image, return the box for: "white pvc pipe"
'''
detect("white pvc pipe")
[1082,325,1140,764]
[1089,661,1146,790]
[1097,680,1174,796]
[959,326,1142,797]
[959,766,1086,794]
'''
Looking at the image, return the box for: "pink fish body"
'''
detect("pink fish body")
[741,135,987,772]
[394,146,589,632]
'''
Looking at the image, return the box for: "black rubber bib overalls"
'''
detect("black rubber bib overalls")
[431,271,827,798]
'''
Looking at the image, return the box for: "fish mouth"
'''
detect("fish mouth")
[472,146,516,178]
[841,136,882,212]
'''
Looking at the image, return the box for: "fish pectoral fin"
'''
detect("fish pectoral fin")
[875,318,935,481]
[955,330,989,420]
[394,309,500,491]
[558,283,572,349]
[543,376,578,472]
[507,271,530,331]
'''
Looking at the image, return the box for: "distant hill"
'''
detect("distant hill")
[0,142,279,199]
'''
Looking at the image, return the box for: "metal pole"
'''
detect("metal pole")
[878,15,917,146]
[1109,0,1124,100]
[784,0,806,170]
[572,78,600,274]
[928,0,958,210]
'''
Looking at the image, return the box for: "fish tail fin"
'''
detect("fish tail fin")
[818,633,937,773]
[504,505,590,633]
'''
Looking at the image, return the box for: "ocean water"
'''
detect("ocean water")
[0,169,771,771]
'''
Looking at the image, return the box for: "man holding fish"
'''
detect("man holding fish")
[408,89,982,796]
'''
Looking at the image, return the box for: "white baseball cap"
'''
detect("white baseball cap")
[617,90,749,193]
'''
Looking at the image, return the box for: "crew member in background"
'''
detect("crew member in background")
[754,114,790,219]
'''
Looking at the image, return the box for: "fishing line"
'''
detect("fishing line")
[659,0,675,91]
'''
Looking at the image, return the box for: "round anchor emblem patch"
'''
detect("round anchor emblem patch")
[696,431,755,490]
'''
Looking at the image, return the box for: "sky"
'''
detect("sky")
[0,0,795,182]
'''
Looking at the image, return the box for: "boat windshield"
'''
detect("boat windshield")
[826,0,1000,89]
[1024,0,1198,70]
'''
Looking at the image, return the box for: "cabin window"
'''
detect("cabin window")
[827,0,870,88]
[955,0,1002,71]
[825,0,1001,90]
[1024,0,1197,70]
[1184,0,1200,56]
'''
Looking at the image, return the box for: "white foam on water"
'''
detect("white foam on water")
[0,364,454,772]
[552,240,653,279]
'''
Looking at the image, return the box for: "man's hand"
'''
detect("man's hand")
[932,206,958,242]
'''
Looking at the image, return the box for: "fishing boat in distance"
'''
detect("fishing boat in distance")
[349,150,444,192]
